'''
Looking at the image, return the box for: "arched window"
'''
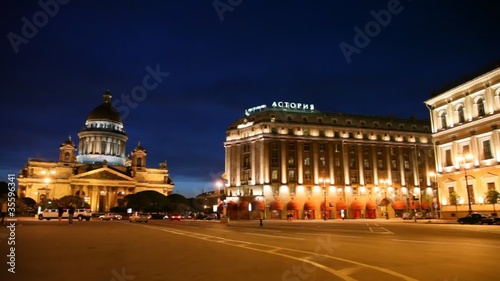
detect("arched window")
[440,111,447,129]
[64,152,70,161]
[457,105,465,123]
[477,98,485,117]
[137,157,142,167]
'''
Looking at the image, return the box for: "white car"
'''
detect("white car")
[38,208,92,221]
[74,208,92,221]
[38,209,65,220]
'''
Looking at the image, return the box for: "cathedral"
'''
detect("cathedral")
[17,91,175,212]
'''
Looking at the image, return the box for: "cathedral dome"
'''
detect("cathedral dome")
[87,91,122,123]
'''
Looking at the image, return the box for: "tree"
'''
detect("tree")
[449,191,459,214]
[125,191,169,212]
[485,189,500,215]
[22,197,37,208]
[57,195,90,208]
[15,198,33,216]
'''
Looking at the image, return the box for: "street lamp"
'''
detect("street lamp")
[41,169,56,200]
[216,181,223,195]
[319,177,330,221]
[429,172,439,219]
[457,154,473,214]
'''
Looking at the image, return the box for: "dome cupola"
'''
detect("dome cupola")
[76,91,128,165]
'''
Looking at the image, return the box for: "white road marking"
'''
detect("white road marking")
[243,232,305,240]
[391,239,500,249]
[240,227,282,233]
[131,223,419,281]
[296,232,362,239]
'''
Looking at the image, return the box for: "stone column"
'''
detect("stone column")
[297,142,303,184]
[280,140,287,184]
[357,144,364,186]
[106,186,111,212]
[251,141,256,185]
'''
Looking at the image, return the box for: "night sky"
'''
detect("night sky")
[1,1,499,198]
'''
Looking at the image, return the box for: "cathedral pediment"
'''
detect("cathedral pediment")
[71,167,135,181]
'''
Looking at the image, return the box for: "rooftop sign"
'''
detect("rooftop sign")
[245,101,315,116]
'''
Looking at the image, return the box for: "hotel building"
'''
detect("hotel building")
[425,62,500,219]
[222,102,435,220]
[17,91,175,212]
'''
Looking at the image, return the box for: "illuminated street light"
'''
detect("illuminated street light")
[319,177,330,221]
[379,179,391,219]
[429,171,439,219]
[216,180,223,194]
[457,154,474,214]
[41,169,56,200]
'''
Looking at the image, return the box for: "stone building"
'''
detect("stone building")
[17,91,174,212]
[222,102,435,220]
[424,62,500,219]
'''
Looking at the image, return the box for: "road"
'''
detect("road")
[1,218,499,281]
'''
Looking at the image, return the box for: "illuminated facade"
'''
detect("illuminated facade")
[222,102,435,220]
[17,91,175,212]
[425,62,500,219]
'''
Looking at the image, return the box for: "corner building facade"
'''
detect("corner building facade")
[17,91,175,212]
[425,63,500,219]
[223,103,435,220]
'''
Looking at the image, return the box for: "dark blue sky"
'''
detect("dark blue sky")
[1,0,499,198]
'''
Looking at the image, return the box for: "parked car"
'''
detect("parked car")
[425,212,436,219]
[195,213,208,220]
[74,209,93,221]
[129,212,149,223]
[413,212,424,219]
[38,209,66,220]
[480,215,500,225]
[402,212,412,220]
[170,213,182,221]
[38,208,92,221]
[149,213,166,219]
[205,213,217,220]
[99,213,122,221]
[457,213,488,224]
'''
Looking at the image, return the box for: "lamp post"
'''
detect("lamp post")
[380,179,391,219]
[429,172,439,219]
[41,169,56,200]
[216,181,223,195]
[319,177,330,221]
[458,154,473,214]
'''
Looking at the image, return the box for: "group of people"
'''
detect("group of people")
[287,212,294,221]
[57,203,75,226]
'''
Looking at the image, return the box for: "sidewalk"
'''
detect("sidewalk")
[216,217,458,224]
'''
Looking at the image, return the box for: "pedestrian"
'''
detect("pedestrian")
[259,211,264,227]
[68,203,75,226]
[1,199,7,224]
[57,204,64,224]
